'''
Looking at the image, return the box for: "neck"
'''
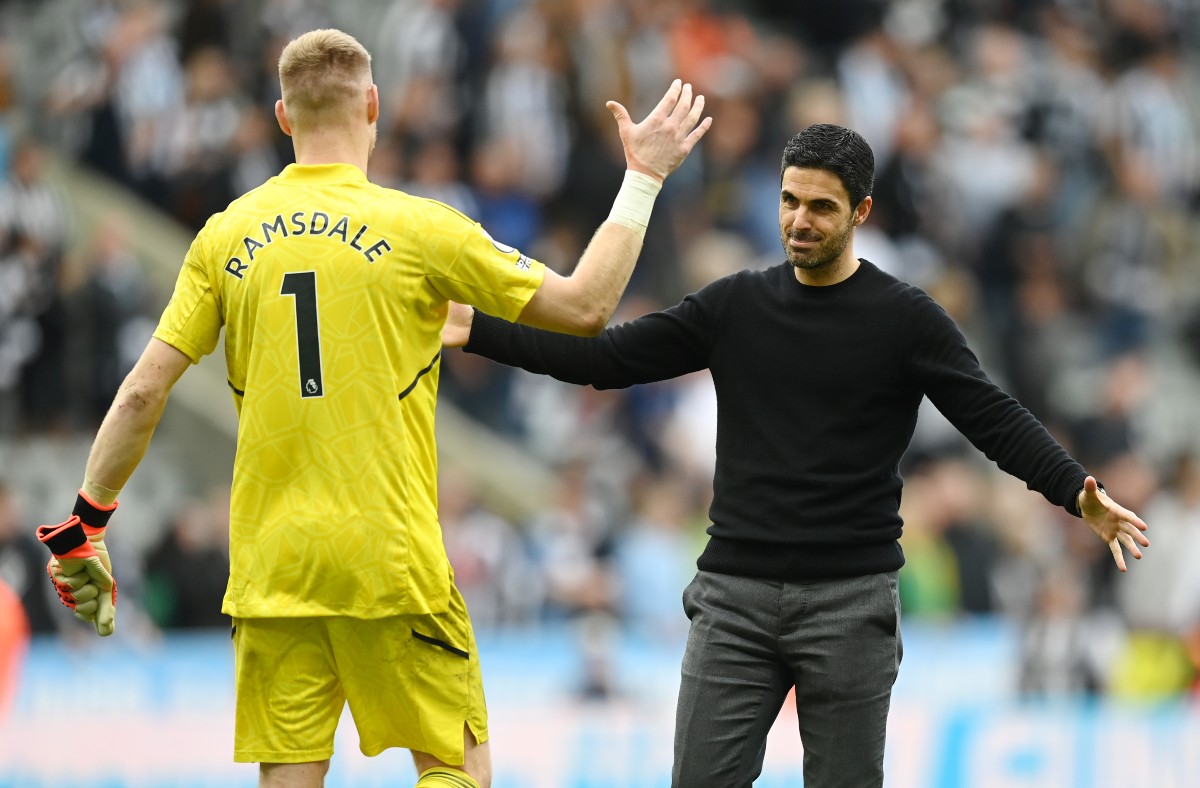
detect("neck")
[291,127,370,174]
[793,254,861,287]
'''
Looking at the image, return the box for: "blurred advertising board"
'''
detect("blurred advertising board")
[1,623,1197,787]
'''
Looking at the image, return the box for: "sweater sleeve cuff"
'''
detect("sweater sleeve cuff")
[463,310,513,359]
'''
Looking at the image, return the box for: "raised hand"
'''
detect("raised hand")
[607,79,712,183]
[1077,476,1149,572]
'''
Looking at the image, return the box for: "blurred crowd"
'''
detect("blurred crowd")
[3,0,1200,700]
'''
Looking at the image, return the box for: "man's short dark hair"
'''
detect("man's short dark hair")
[780,124,875,209]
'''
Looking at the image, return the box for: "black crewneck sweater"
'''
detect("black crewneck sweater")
[466,260,1089,581]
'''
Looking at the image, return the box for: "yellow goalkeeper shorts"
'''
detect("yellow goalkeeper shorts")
[231,586,488,765]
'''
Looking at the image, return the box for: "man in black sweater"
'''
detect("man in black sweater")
[443,124,1149,787]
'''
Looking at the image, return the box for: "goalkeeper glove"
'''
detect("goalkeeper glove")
[36,492,119,637]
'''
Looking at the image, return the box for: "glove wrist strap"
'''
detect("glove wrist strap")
[36,516,89,557]
[73,490,118,528]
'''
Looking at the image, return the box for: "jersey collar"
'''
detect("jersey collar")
[275,163,368,185]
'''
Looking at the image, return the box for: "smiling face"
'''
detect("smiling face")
[779,166,872,285]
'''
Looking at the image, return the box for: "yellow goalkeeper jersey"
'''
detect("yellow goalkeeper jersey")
[153,162,545,618]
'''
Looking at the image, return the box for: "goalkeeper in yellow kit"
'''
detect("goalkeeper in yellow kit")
[39,28,710,788]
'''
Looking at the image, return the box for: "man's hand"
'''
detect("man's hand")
[1077,476,1149,572]
[48,557,103,613]
[442,302,474,348]
[608,79,712,183]
[36,492,119,636]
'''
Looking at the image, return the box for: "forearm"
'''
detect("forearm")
[81,338,191,498]
[934,376,1088,512]
[564,221,644,330]
[518,171,661,334]
[468,311,609,383]
[577,169,662,324]
[84,378,170,495]
[914,301,1089,513]
[468,306,704,388]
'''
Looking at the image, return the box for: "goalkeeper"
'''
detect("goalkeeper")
[42,27,710,788]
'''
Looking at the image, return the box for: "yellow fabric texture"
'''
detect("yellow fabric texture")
[153,163,545,618]
[231,583,488,764]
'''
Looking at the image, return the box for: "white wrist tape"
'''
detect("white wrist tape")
[607,170,663,239]
[82,476,121,507]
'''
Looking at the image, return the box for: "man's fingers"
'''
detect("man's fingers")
[1117,531,1143,560]
[1109,540,1128,572]
[64,578,115,634]
[1112,508,1149,543]
[686,115,713,147]
[669,82,694,123]
[617,79,710,181]
[81,558,114,590]
[1126,511,1149,533]
[607,100,628,127]
[649,79,683,118]
[74,598,99,619]
[55,569,93,591]
[682,93,706,133]
[72,578,101,619]
[71,582,100,604]
[94,597,116,637]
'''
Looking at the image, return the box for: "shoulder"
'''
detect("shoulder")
[858,260,941,311]
[672,266,778,327]
[186,209,229,256]
[220,174,284,219]
[204,179,276,238]
[380,188,478,232]
[695,264,780,298]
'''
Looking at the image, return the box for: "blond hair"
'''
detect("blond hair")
[278,29,373,130]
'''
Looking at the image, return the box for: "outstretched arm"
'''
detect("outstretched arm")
[448,300,712,390]
[1076,476,1149,572]
[519,79,712,335]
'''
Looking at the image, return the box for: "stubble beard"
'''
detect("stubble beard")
[782,217,854,272]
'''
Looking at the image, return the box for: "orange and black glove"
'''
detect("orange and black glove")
[36,492,119,637]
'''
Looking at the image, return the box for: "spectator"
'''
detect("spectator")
[370,0,467,146]
[158,46,249,229]
[2,139,71,432]
[1017,561,1125,696]
[440,465,541,627]
[142,492,230,630]
[106,1,187,201]
[527,457,620,699]
[613,470,701,642]
[64,214,156,428]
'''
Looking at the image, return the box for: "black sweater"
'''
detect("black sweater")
[466,260,1089,581]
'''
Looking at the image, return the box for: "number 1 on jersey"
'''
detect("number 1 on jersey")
[281,271,324,398]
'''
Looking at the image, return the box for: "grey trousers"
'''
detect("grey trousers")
[672,570,903,787]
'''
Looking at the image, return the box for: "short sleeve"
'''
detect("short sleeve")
[152,230,224,363]
[426,207,545,321]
